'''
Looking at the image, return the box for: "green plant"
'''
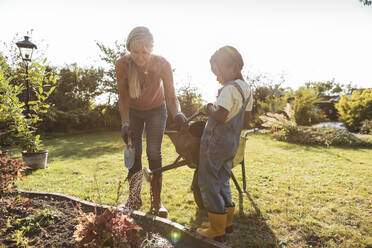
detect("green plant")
[336,89,372,132]
[0,60,57,152]
[4,208,59,247]
[11,229,28,248]
[12,208,60,232]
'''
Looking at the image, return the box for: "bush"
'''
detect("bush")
[259,112,297,131]
[293,88,327,126]
[0,61,57,152]
[273,127,369,147]
[0,121,15,148]
[259,113,370,147]
[166,84,203,129]
[251,95,287,128]
[246,77,287,128]
[335,89,372,132]
[39,104,120,133]
[360,120,372,134]
[40,107,103,132]
[95,104,121,130]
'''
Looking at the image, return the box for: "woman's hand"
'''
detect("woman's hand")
[174,112,187,130]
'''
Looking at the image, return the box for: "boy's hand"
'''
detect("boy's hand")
[199,103,214,115]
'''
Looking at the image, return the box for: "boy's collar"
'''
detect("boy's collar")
[217,80,236,97]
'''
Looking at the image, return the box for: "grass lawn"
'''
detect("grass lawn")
[16,131,372,248]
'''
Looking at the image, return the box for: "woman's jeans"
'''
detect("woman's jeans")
[129,104,167,176]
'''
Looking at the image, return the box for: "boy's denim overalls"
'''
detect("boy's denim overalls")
[198,81,251,214]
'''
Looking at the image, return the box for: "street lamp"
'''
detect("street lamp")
[16,36,37,116]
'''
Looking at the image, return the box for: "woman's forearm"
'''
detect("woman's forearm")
[165,96,181,117]
[118,97,130,122]
[115,59,130,123]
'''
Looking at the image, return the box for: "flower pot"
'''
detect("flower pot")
[22,150,48,169]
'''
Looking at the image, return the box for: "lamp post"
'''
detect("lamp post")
[16,36,37,116]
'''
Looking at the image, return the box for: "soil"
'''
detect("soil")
[0,193,175,248]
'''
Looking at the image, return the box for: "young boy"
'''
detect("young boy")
[197,46,253,242]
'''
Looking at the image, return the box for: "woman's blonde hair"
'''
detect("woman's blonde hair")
[210,46,244,80]
[126,27,154,98]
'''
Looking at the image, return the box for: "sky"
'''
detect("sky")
[1,0,372,102]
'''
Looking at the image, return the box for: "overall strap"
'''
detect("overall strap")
[226,81,251,111]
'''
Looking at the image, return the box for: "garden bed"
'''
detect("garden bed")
[0,191,226,248]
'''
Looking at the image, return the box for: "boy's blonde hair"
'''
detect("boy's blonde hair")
[126,27,154,98]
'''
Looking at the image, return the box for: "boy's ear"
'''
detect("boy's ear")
[232,63,241,74]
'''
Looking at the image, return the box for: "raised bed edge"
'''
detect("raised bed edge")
[18,190,228,248]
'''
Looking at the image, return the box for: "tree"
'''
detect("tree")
[166,82,204,129]
[47,64,104,111]
[37,64,105,132]
[293,87,327,126]
[335,89,372,132]
[360,0,372,6]
[177,83,204,117]
[245,71,287,127]
[96,41,126,104]
[304,80,353,97]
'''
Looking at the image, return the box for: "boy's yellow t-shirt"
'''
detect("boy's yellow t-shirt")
[215,79,253,122]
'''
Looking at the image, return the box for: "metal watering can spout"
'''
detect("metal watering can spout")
[143,168,153,182]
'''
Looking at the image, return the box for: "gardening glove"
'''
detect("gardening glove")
[121,121,130,144]
[174,112,188,130]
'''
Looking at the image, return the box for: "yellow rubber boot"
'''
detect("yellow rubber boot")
[201,221,210,228]
[225,206,235,233]
[197,212,227,242]
[201,206,235,234]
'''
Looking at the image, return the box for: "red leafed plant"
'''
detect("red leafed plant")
[73,205,141,248]
[0,150,29,196]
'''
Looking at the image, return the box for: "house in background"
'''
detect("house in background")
[314,96,340,121]
[285,95,341,122]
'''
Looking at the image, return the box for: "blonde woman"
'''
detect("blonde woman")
[115,26,187,218]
